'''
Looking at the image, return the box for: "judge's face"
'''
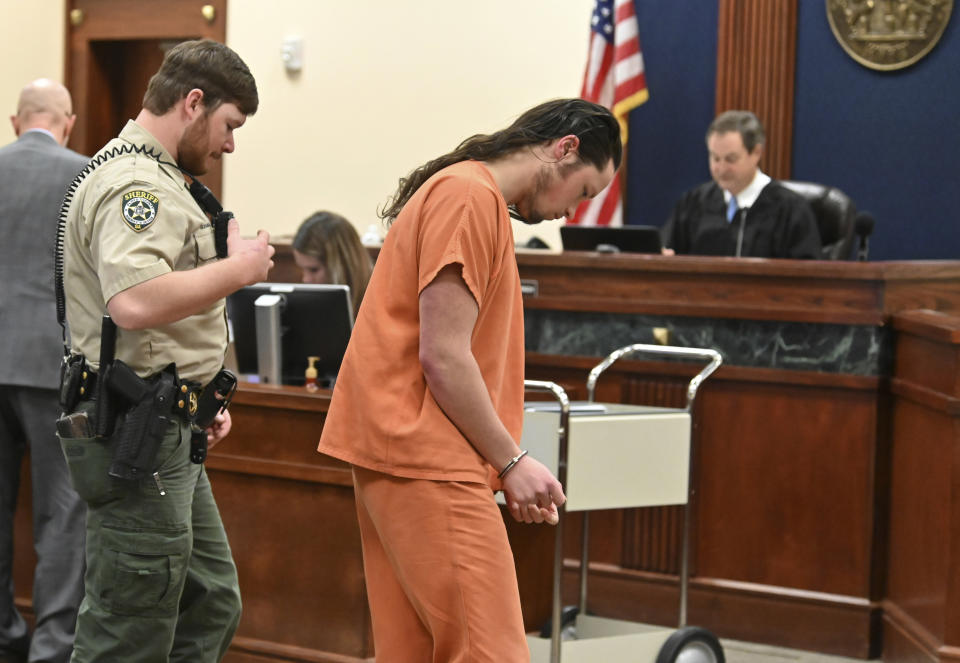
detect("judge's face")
[707,130,762,196]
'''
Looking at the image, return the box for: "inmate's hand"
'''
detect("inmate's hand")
[227,217,275,283]
[502,455,566,525]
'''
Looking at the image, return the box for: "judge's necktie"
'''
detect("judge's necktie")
[726,195,739,223]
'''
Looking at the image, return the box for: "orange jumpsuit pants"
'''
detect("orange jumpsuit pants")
[352,466,529,663]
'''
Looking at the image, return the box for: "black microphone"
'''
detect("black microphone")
[854,212,875,262]
[734,206,750,257]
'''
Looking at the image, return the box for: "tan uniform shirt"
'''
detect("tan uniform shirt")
[63,120,226,385]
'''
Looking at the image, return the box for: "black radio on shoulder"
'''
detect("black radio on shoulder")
[188,178,232,259]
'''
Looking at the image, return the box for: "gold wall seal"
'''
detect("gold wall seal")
[826,0,953,71]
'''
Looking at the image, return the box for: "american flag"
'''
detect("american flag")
[569,0,648,226]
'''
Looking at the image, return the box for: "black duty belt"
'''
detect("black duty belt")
[75,368,201,421]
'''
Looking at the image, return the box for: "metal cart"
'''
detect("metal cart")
[521,343,724,663]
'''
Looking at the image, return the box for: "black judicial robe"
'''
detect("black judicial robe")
[661,181,821,259]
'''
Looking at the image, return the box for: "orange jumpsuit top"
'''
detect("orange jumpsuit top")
[318,160,524,484]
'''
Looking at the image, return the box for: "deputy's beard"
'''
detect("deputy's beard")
[178,114,211,175]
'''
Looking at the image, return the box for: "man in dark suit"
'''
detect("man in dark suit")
[0,79,88,663]
[661,110,821,259]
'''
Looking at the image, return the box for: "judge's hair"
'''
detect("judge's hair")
[707,110,765,153]
[379,98,622,222]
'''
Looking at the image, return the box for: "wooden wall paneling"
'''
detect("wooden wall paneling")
[892,310,960,394]
[884,398,950,645]
[206,386,375,661]
[715,0,798,180]
[882,310,960,662]
[66,0,228,195]
[696,377,878,596]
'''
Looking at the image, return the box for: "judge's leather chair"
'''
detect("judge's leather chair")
[780,180,857,260]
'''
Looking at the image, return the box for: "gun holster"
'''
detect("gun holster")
[59,355,85,412]
[106,362,178,481]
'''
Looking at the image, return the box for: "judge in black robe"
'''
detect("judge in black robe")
[661,179,822,259]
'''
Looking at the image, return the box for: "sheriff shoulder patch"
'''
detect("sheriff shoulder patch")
[121,190,160,232]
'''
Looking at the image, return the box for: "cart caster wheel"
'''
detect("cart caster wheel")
[655,626,724,663]
[538,604,579,639]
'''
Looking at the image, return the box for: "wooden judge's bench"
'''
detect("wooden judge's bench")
[13,250,960,662]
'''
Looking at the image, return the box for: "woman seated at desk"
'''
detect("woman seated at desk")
[292,211,373,316]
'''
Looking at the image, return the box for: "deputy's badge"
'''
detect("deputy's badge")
[121,190,160,232]
[189,391,199,417]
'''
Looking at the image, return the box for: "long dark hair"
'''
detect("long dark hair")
[293,211,373,315]
[379,98,622,222]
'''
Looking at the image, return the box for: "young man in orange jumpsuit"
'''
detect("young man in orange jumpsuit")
[318,98,622,662]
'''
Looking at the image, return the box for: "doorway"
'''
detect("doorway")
[66,0,227,195]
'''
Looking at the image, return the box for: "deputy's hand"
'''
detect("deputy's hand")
[227,217,275,283]
[502,455,565,525]
[206,408,232,448]
[661,247,676,256]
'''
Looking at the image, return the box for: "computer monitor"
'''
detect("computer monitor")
[560,225,663,254]
[227,282,354,386]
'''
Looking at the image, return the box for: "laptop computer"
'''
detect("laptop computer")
[560,225,663,254]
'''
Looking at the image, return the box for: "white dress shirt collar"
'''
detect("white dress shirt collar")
[22,127,57,142]
[723,170,771,210]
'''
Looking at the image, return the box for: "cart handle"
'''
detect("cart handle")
[521,380,570,483]
[521,379,570,661]
[586,344,722,410]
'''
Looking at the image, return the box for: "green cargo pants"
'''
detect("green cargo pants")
[60,403,241,663]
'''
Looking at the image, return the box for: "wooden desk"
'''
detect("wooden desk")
[257,247,960,659]
[204,384,371,662]
[210,383,550,663]
[882,310,960,663]
[15,251,960,661]
[511,252,960,660]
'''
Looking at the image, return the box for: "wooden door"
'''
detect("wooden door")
[66,0,228,195]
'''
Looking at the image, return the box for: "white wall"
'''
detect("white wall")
[0,0,591,248]
[225,0,592,247]
[0,0,66,146]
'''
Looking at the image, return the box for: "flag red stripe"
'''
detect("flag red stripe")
[615,40,639,60]
[583,44,614,100]
[569,0,648,227]
[595,176,621,226]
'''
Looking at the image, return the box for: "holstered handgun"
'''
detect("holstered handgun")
[106,361,177,481]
